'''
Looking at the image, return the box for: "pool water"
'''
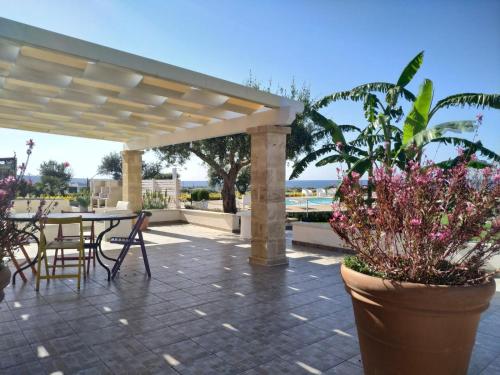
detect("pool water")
[285,197,334,207]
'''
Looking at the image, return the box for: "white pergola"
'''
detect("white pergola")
[0,17,303,266]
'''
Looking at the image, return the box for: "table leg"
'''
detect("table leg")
[94,219,120,281]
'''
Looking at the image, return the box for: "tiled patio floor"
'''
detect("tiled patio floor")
[2,224,499,375]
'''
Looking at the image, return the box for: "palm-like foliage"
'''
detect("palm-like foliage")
[290,51,499,186]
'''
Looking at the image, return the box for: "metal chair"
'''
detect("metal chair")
[6,240,36,282]
[109,211,151,279]
[52,210,96,275]
[36,216,85,291]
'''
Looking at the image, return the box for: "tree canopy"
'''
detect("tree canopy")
[97,152,172,180]
[155,77,316,213]
[39,160,72,195]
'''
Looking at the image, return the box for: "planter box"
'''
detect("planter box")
[181,209,239,233]
[141,209,239,233]
[292,221,352,252]
[147,209,183,223]
[192,201,208,210]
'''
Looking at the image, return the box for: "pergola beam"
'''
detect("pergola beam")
[125,106,300,150]
[0,17,295,109]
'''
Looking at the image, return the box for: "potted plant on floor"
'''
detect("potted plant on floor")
[76,189,91,212]
[331,160,499,374]
[0,140,41,301]
[190,189,210,210]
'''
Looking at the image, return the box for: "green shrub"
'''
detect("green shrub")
[142,190,170,209]
[190,190,199,201]
[287,211,332,223]
[190,189,210,201]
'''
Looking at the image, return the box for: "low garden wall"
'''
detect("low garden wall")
[292,221,352,252]
[148,208,239,233]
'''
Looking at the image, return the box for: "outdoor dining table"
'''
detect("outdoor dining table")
[8,212,138,284]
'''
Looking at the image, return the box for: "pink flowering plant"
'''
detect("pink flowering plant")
[0,140,55,268]
[331,158,500,285]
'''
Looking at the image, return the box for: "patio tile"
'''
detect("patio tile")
[57,304,103,321]
[242,356,322,375]
[280,344,345,372]
[154,308,200,325]
[155,338,213,367]
[215,340,281,372]
[0,308,15,322]
[282,322,335,344]
[91,337,150,364]
[324,361,364,374]
[191,328,249,353]
[134,326,188,352]
[0,330,31,351]
[2,223,499,375]
[77,323,132,346]
[22,321,75,344]
[29,334,88,357]
[0,344,39,370]
[171,317,220,337]
[1,360,45,375]
[39,346,103,373]
[175,354,238,375]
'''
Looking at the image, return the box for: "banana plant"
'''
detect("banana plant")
[401,79,500,165]
[291,50,500,185]
[290,51,425,201]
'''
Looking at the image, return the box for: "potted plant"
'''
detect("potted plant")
[76,189,91,212]
[190,189,210,210]
[141,190,170,230]
[330,160,499,374]
[1,139,50,301]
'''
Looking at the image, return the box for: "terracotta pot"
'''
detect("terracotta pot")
[140,216,150,231]
[341,264,495,375]
[0,266,11,303]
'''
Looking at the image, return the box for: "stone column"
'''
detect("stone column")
[121,150,143,212]
[248,125,291,266]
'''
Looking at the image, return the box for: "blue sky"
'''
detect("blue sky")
[1,0,499,180]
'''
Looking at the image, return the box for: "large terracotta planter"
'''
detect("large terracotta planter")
[341,264,495,375]
[0,265,11,303]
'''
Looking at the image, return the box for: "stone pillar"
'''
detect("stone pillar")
[121,150,143,212]
[248,125,291,266]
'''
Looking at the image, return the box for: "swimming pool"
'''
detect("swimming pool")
[285,197,334,207]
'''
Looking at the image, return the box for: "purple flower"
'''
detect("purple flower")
[476,113,483,125]
[410,218,422,226]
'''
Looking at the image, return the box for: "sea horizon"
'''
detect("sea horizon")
[24,176,368,190]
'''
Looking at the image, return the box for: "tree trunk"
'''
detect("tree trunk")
[221,174,237,214]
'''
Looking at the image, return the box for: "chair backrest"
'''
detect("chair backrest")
[116,201,129,210]
[61,209,95,231]
[40,216,83,244]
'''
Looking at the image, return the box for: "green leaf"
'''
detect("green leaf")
[402,79,434,144]
[315,82,416,109]
[404,120,476,147]
[430,137,500,162]
[429,93,500,118]
[349,157,372,175]
[396,51,424,87]
[467,160,492,169]
[316,154,359,167]
[338,124,362,133]
[310,110,346,144]
[289,144,336,180]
